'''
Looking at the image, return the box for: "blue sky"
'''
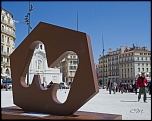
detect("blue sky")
[2,1,151,64]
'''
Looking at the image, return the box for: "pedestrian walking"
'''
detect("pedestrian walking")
[137,72,148,103]
[107,80,113,94]
[120,82,124,94]
[112,81,117,94]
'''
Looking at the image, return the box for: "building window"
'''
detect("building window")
[146,63,148,66]
[7,37,10,43]
[2,16,4,21]
[2,35,4,42]
[73,61,77,64]
[74,66,77,70]
[145,57,147,60]
[141,57,143,60]
[142,68,144,72]
[146,68,148,72]
[142,63,144,66]
[137,57,139,60]
[69,61,72,64]
[7,58,9,62]
[138,68,140,72]
[1,45,4,51]
[8,19,10,24]
[7,47,9,53]
[69,66,73,70]
[2,25,4,31]
[1,57,3,62]
[138,63,140,66]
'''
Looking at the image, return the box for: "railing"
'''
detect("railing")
[1,19,15,29]
[1,29,16,38]
[1,61,5,65]
[5,62,10,66]
[1,39,5,43]
[1,51,10,56]
[7,43,12,46]
[1,62,10,67]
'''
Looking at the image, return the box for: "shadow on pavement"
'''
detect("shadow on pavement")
[120,100,138,102]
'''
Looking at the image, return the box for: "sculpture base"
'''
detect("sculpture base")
[2,106,122,120]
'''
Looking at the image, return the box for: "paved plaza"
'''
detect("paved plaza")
[1,88,151,120]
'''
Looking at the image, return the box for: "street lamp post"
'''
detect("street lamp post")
[25,1,34,86]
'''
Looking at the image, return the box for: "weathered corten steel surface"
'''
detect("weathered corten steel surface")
[10,22,99,116]
[2,106,122,120]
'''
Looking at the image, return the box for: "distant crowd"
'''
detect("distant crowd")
[106,79,151,95]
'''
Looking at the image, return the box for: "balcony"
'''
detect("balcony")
[1,19,16,30]
[6,43,12,46]
[1,39,5,43]
[5,62,10,66]
[1,61,5,65]
[1,62,10,67]
[1,29,16,39]
[1,51,10,56]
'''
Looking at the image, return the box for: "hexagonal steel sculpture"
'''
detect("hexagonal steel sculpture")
[10,22,99,116]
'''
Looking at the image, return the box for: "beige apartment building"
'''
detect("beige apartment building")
[1,8,16,79]
[98,45,151,87]
[119,45,151,84]
[60,52,79,84]
[98,46,126,86]
[98,54,108,86]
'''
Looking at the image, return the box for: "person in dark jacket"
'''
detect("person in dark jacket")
[108,80,113,94]
[137,72,148,103]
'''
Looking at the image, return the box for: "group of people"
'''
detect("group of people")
[106,72,151,103]
[107,80,128,94]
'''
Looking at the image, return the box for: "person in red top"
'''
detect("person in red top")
[137,72,148,103]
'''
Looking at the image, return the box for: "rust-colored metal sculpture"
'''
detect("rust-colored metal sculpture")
[10,22,99,116]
